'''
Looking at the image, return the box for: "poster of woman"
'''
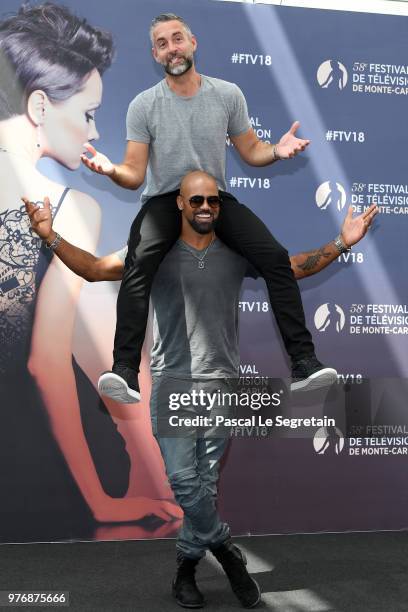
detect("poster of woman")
[0,1,181,543]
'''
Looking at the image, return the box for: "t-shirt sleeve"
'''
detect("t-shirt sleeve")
[126,95,151,143]
[227,84,251,137]
[116,246,128,263]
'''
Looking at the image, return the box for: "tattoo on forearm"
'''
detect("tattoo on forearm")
[297,247,331,273]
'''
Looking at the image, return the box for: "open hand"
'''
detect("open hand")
[81,143,115,176]
[341,203,378,248]
[94,517,183,541]
[276,121,310,159]
[92,495,183,523]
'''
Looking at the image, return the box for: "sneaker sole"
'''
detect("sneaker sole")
[290,368,338,392]
[98,372,141,404]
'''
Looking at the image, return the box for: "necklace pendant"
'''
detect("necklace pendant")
[198,260,205,269]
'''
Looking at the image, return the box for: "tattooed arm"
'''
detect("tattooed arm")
[290,204,378,280]
[291,243,339,280]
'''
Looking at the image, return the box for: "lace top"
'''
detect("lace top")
[0,188,69,374]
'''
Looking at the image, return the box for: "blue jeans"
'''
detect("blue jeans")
[151,376,231,559]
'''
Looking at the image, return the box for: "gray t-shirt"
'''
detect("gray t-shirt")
[126,75,251,203]
[116,241,256,378]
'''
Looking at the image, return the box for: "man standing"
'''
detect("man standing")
[81,13,336,403]
[24,172,377,609]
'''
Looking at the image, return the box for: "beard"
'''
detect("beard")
[164,54,193,76]
[188,213,217,235]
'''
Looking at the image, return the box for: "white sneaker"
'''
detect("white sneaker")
[291,356,337,392]
[98,370,141,404]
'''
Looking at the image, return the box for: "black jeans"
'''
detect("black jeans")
[113,190,315,371]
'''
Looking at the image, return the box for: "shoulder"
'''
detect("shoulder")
[203,75,243,98]
[128,81,165,109]
[63,189,100,214]
[55,189,101,226]
[53,189,101,251]
[29,177,100,221]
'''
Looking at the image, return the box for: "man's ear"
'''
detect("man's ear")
[152,45,159,63]
[177,194,184,211]
[191,34,197,53]
[27,90,48,126]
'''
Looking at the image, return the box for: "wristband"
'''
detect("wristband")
[272,144,282,161]
[334,234,351,254]
[45,232,62,251]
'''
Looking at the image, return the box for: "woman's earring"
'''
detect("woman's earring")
[36,125,41,149]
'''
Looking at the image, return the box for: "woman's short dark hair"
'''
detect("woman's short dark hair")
[0,2,114,120]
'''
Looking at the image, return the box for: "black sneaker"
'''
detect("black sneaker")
[98,364,141,403]
[210,540,261,608]
[172,553,204,609]
[291,355,337,392]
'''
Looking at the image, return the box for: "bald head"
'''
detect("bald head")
[179,171,218,196]
[177,171,220,236]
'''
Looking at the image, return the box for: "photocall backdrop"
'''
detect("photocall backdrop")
[1,0,408,543]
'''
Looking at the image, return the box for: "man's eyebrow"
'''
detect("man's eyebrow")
[156,30,185,43]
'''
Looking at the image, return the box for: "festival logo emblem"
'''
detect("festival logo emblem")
[313,426,345,455]
[315,181,347,211]
[317,60,348,90]
[314,303,345,333]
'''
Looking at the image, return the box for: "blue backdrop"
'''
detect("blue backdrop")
[1,0,408,540]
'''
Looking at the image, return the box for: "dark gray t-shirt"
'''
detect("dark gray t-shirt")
[126,75,251,203]
[116,240,256,378]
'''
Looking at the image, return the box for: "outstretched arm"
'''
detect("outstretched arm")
[230,121,310,167]
[291,204,378,279]
[80,140,149,190]
[23,197,124,281]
